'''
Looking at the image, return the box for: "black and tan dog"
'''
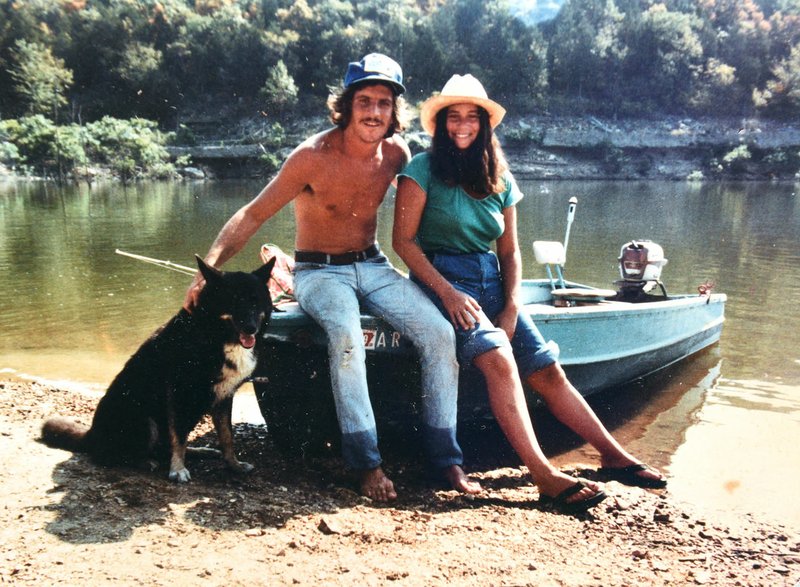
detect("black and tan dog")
[41,256,275,482]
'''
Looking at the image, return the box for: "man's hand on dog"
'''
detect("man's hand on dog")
[183,273,205,312]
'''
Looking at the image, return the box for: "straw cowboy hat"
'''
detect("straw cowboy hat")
[419,74,506,136]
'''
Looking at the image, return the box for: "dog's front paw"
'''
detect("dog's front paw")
[168,467,192,483]
[228,460,255,474]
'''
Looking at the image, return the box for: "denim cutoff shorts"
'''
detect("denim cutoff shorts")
[411,250,559,378]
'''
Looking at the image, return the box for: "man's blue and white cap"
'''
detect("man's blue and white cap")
[343,53,405,95]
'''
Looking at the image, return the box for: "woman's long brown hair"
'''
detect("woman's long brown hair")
[430,105,508,196]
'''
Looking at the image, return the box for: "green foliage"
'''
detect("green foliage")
[0,115,176,181]
[9,40,74,119]
[0,115,88,180]
[259,151,282,174]
[0,115,58,170]
[259,60,299,114]
[0,141,20,167]
[722,144,752,174]
[84,117,176,181]
[624,4,705,112]
[754,42,800,113]
[1,0,799,126]
[501,122,544,147]
[761,148,800,175]
[548,0,627,104]
[51,124,89,178]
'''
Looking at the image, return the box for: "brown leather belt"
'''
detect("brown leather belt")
[294,243,380,265]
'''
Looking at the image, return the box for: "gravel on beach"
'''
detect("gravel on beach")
[1,378,798,586]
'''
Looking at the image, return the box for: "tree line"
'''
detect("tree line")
[1,0,799,180]
[2,0,799,123]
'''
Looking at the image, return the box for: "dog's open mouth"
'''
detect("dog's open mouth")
[239,333,257,349]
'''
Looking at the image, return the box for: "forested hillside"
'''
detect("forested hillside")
[2,0,799,123]
[1,0,799,181]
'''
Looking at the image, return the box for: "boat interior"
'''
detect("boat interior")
[529,239,673,308]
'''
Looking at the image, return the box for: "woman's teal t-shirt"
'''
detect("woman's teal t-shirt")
[398,152,523,253]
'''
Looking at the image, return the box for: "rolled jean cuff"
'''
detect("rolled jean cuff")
[517,340,560,379]
[341,428,382,470]
[423,424,464,469]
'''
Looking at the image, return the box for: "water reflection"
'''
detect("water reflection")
[1,179,799,528]
[669,376,800,528]
[545,349,722,470]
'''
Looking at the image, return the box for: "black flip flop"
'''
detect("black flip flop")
[597,463,667,489]
[539,480,607,514]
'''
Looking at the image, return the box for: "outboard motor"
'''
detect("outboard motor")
[615,240,668,299]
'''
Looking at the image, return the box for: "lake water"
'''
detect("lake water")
[1,178,798,529]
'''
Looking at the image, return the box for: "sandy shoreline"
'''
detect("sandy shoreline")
[1,377,798,586]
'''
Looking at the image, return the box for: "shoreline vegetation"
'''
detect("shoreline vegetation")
[3,1,800,187]
[1,377,798,586]
[2,114,800,185]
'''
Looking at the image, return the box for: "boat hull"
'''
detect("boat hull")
[253,280,726,452]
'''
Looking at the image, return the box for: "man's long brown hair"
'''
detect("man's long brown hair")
[327,82,408,138]
[430,105,508,196]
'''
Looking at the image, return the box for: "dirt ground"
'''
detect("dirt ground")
[1,378,798,587]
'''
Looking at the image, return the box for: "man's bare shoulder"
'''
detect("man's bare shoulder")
[270,129,336,184]
[290,129,340,161]
[383,133,411,169]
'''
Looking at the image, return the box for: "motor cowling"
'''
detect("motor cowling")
[618,240,667,283]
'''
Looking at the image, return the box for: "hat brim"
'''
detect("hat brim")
[348,75,405,95]
[420,95,506,135]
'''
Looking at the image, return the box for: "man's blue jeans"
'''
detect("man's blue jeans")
[293,253,463,471]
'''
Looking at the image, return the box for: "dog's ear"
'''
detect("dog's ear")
[252,257,276,284]
[196,255,223,283]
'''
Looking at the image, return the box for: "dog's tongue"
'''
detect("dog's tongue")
[240,333,256,349]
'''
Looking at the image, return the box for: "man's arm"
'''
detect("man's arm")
[183,146,313,310]
[389,134,411,185]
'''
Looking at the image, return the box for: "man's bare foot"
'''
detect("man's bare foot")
[359,467,397,502]
[443,465,482,494]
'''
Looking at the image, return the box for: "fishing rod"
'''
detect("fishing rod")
[115,249,196,276]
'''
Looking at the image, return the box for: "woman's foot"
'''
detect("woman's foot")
[442,465,483,494]
[597,462,667,489]
[538,478,607,514]
[536,471,605,510]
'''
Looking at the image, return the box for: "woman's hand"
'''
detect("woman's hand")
[441,285,483,331]
[494,305,519,341]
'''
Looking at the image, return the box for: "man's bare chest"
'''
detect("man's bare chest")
[304,162,393,214]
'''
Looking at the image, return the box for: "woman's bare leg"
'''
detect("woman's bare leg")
[473,348,601,503]
[526,363,664,483]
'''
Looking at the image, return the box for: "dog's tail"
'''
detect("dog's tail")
[41,417,91,452]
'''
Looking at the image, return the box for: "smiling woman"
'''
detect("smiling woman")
[446,104,481,146]
[391,73,679,512]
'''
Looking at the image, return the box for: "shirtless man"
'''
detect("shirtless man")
[184,54,481,501]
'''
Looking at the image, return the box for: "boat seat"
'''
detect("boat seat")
[533,240,567,289]
[551,288,617,305]
[533,240,616,304]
